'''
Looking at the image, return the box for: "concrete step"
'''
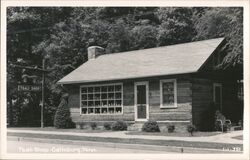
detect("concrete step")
[127,123,144,131]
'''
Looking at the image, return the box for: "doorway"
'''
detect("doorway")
[213,83,222,112]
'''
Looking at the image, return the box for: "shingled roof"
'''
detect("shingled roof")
[58,37,224,84]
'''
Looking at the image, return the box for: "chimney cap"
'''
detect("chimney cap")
[88,46,104,50]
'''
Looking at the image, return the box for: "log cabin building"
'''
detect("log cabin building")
[58,37,242,131]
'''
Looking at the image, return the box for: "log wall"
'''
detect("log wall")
[66,76,192,124]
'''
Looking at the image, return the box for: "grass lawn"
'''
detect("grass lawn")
[126,131,221,137]
[232,135,243,140]
[7,127,110,133]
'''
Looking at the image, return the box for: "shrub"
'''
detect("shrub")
[111,120,127,131]
[238,120,243,129]
[187,124,196,136]
[54,93,74,129]
[167,124,175,133]
[142,120,160,132]
[104,122,111,130]
[90,122,97,130]
[215,121,231,132]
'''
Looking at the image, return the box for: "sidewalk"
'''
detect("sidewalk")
[8,128,243,144]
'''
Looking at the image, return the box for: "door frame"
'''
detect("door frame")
[213,83,222,111]
[134,81,149,121]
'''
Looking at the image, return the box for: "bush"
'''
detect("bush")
[215,121,231,132]
[104,122,111,130]
[187,124,196,136]
[54,93,74,129]
[142,120,160,132]
[167,124,175,133]
[111,120,127,131]
[90,122,97,130]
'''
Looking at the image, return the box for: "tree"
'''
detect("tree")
[106,19,131,53]
[7,7,73,126]
[130,25,158,50]
[54,93,74,128]
[157,7,196,46]
[193,7,243,69]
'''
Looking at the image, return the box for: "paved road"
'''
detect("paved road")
[7,140,172,153]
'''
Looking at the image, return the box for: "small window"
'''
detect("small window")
[160,79,177,108]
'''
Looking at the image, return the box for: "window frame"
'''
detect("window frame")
[79,83,123,115]
[160,79,177,108]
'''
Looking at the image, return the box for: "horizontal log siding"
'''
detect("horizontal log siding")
[66,77,192,123]
[192,77,240,130]
[191,78,213,130]
[148,79,192,121]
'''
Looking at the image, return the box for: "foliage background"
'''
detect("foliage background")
[7,7,243,127]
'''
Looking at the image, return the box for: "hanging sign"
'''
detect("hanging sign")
[18,84,41,92]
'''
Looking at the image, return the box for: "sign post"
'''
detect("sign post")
[14,57,49,128]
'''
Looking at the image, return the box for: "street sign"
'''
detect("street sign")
[18,84,42,92]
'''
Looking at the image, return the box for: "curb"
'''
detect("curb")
[8,136,243,154]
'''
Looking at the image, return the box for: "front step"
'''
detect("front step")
[127,123,144,131]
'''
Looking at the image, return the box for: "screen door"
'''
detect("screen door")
[135,82,148,121]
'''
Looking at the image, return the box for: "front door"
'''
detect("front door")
[213,83,222,112]
[135,82,149,121]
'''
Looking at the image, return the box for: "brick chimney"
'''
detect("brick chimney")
[87,46,105,60]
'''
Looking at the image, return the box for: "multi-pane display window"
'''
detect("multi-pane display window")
[80,84,123,114]
[160,79,177,108]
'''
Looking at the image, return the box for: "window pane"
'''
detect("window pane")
[108,107,115,114]
[82,108,87,114]
[108,86,114,92]
[88,94,93,100]
[94,87,100,92]
[115,93,122,99]
[94,93,100,100]
[82,101,87,107]
[81,94,87,100]
[88,87,93,93]
[162,81,175,106]
[101,86,107,92]
[108,93,114,99]
[95,108,100,114]
[115,107,122,113]
[115,85,121,91]
[81,87,87,93]
[137,85,146,104]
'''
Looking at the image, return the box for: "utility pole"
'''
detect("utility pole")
[41,58,45,128]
